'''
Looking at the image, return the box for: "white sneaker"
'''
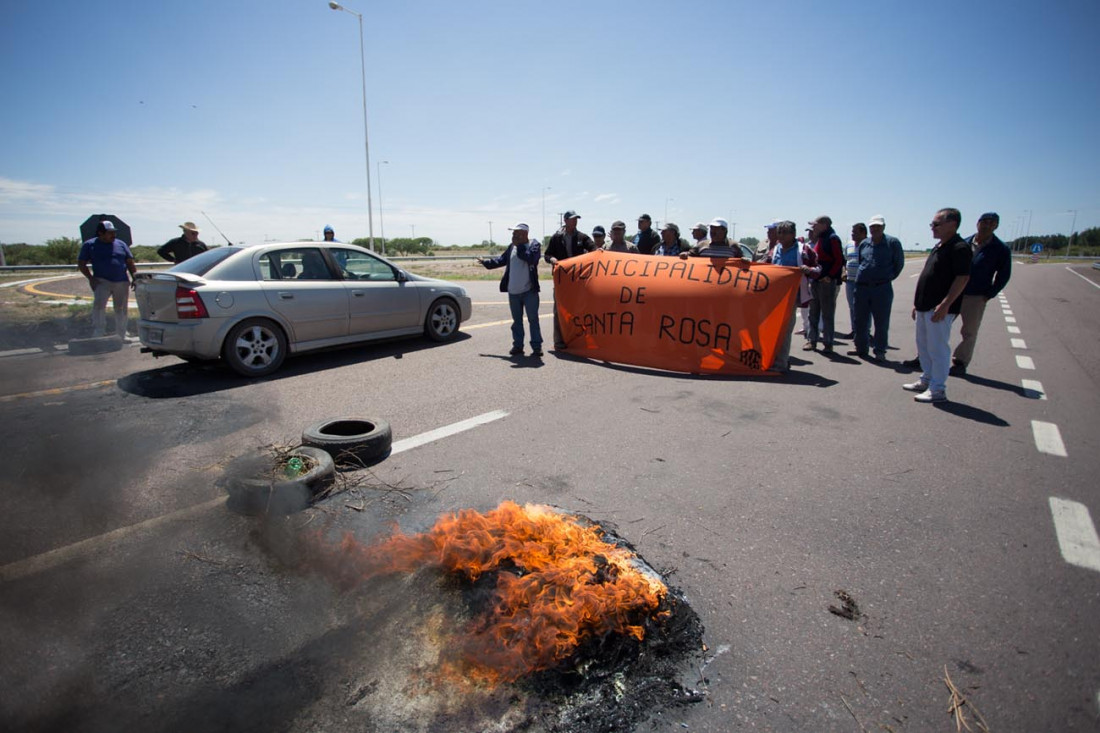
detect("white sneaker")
[914,390,947,403]
[902,381,929,392]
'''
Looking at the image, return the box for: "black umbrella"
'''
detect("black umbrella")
[79,214,133,244]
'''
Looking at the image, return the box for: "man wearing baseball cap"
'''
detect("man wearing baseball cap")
[633,214,661,255]
[754,222,779,263]
[157,221,208,264]
[681,219,742,258]
[848,215,904,362]
[804,215,845,353]
[950,212,1011,375]
[603,221,639,253]
[479,222,543,357]
[78,221,138,339]
[545,210,595,349]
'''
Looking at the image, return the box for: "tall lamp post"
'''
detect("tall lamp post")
[328,1,375,251]
[542,186,551,238]
[1066,209,1078,259]
[377,159,389,254]
[487,221,493,247]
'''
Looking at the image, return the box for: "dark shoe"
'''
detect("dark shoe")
[837,331,854,340]
[873,352,887,362]
[950,361,967,376]
[509,347,523,356]
[902,357,921,368]
[531,349,544,357]
[554,342,567,350]
[822,344,834,354]
[846,349,867,357]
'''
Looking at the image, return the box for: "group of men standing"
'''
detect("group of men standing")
[480,206,1013,406]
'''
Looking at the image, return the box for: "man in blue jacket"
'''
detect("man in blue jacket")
[77,220,138,339]
[480,223,543,357]
[951,212,1012,375]
[848,215,905,362]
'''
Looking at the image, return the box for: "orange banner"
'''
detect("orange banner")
[553,250,801,374]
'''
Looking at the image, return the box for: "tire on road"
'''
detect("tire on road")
[302,417,392,467]
[424,297,461,342]
[225,445,334,516]
[222,317,287,377]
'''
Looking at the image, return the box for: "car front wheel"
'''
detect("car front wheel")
[424,297,460,342]
[223,318,287,377]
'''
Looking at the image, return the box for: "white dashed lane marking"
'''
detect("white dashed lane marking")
[1011,338,1027,349]
[1016,355,1036,370]
[1021,379,1046,400]
[1049,497,1100,572]
[1005,316,1017,323]
[1007,325,1021,334]
[1032,421,1068,457]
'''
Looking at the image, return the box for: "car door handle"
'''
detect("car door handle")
[351,290,365,297]
[278,292,294,300]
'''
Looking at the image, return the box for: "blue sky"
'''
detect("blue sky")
[2,0,1098,250]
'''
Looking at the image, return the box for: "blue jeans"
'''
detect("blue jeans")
[508,289,542,350]
[844,279,856,333]
[853,282,893,357]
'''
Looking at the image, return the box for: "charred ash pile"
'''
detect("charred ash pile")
[300,501,705,732]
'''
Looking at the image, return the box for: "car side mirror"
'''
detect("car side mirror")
[395,269,408,282]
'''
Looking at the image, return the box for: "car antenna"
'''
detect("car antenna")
[200,210,235,246]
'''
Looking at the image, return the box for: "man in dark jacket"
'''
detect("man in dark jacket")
[951,212,1012,375]
[633,213,661,255]
[849,215,905,362]
[480,223,543,357]
[545,210,594,349]
[157,221,207,263]
[804,215,845,353]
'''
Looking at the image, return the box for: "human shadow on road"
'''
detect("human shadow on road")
[118,333,472,399]
[547,350,838,387]
[958,373,1030,396]
[478,353,545,369]
[932,401,1009,426]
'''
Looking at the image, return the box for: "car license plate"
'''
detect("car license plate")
[146,327,164,345]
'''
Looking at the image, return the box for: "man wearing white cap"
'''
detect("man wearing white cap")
[754,222,779,262]
[157,222,208,264]
[479,223,543,357]
[682,218,742,258]
[848,215,904,362]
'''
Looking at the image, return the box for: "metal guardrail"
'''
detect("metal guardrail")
[0,255,482,272]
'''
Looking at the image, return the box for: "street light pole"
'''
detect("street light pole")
[664,197,673,223]
[377,159,389,254]
[329,1,375,251]
[487,221,493,246]
[1066,209,1078,259]
[542,186,551,237]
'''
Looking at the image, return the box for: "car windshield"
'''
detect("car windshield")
[169,247,241,276]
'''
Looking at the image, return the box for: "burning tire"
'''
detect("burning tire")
[302,417,392,467]
[225,445,334,516]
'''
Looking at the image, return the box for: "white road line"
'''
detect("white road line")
[1011,338,1027,349]
[1016,355,1035,370]
[464,312,552,331]
[1002,309,1013,315]
[1007,325,1021,334]
[1032,421,1067,457]
[391,409,508,454]
[0,410,511,583]
[1005,316,1017,323]
[0,347,43,358]
[1065,266,1100,290]
[1021,379,1046,400]
[1049,497,1100,572]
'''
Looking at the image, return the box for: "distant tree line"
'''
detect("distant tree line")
[1008,227,1100,255]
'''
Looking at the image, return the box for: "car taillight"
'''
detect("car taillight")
[175,286,209,319]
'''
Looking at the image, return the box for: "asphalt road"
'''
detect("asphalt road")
[1,263,1098,732]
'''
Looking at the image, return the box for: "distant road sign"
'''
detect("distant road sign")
[1031,243,1043,254]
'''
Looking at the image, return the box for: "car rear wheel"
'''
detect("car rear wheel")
[223,318,287,377]
[424,297,460,342]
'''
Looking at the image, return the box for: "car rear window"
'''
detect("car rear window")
[169,247,241,275]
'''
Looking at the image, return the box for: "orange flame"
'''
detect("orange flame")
[312,501,667,684]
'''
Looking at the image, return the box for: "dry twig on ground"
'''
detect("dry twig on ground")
[943,665,991,732]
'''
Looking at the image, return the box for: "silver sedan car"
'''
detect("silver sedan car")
[134,242,472,376]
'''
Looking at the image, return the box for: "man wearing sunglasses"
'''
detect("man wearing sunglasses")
[902,208,971,403]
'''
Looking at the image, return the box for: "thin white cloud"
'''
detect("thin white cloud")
[594,193,617,203]
[559,169,571,177]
